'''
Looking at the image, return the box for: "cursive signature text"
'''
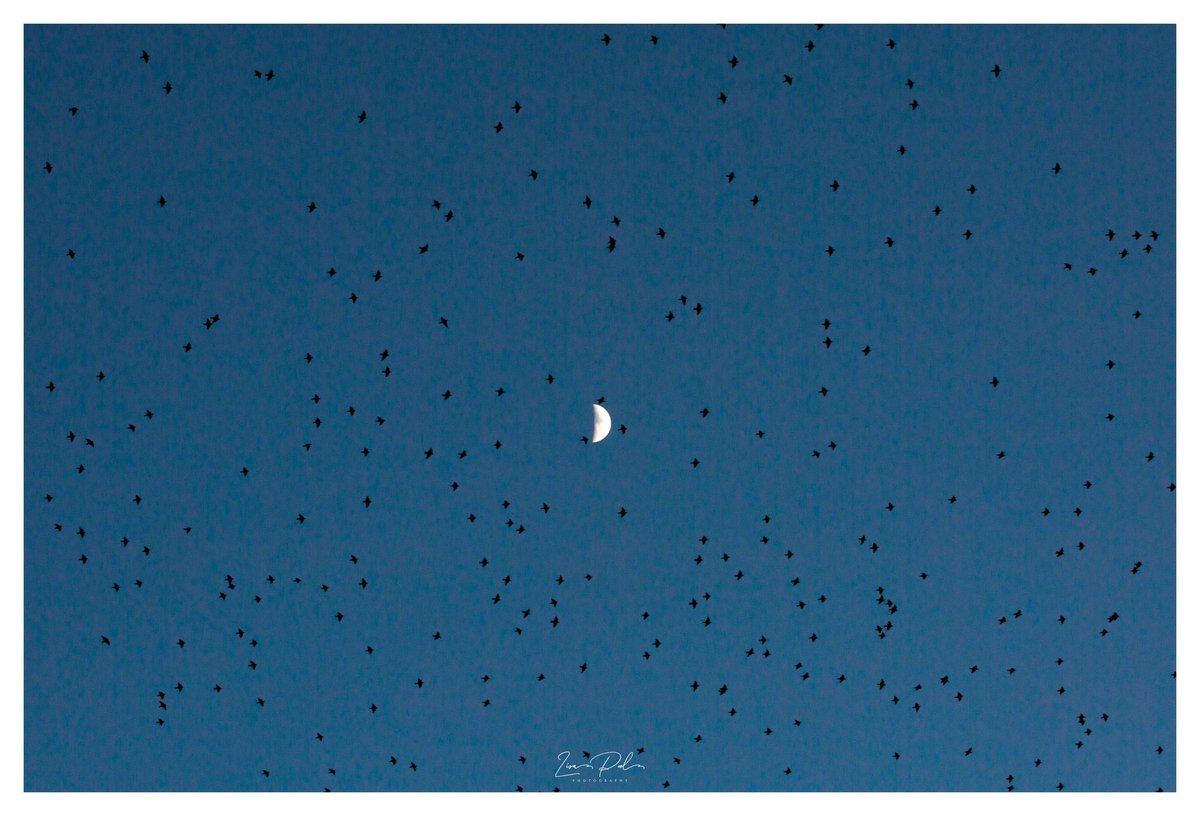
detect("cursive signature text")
[556,750,646,778]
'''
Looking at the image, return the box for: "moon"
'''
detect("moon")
[592,404,612,444]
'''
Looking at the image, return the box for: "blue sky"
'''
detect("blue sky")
[24,23,1174,792]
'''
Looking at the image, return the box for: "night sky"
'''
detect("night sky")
[24,24,1175,792]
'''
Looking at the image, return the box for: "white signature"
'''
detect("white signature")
[555,750,646,778]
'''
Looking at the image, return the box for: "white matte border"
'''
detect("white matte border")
[5,5,1191,816]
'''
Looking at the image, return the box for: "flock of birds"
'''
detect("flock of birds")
[28,25,1173,792]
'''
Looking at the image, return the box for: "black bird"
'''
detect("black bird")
[992,64,1001,77]
[163,81,172,94]
[140,50,150,63]
[357,110,367,123]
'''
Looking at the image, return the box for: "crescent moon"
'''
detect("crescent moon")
[592,404,612,444]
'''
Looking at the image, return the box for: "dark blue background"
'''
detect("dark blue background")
[25,24,1175,791]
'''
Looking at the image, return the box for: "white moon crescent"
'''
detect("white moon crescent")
[592,404,612,444]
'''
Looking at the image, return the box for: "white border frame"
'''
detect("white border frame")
[7,5,1191,816]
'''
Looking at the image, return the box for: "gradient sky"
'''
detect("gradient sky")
[25,23,1175,792]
